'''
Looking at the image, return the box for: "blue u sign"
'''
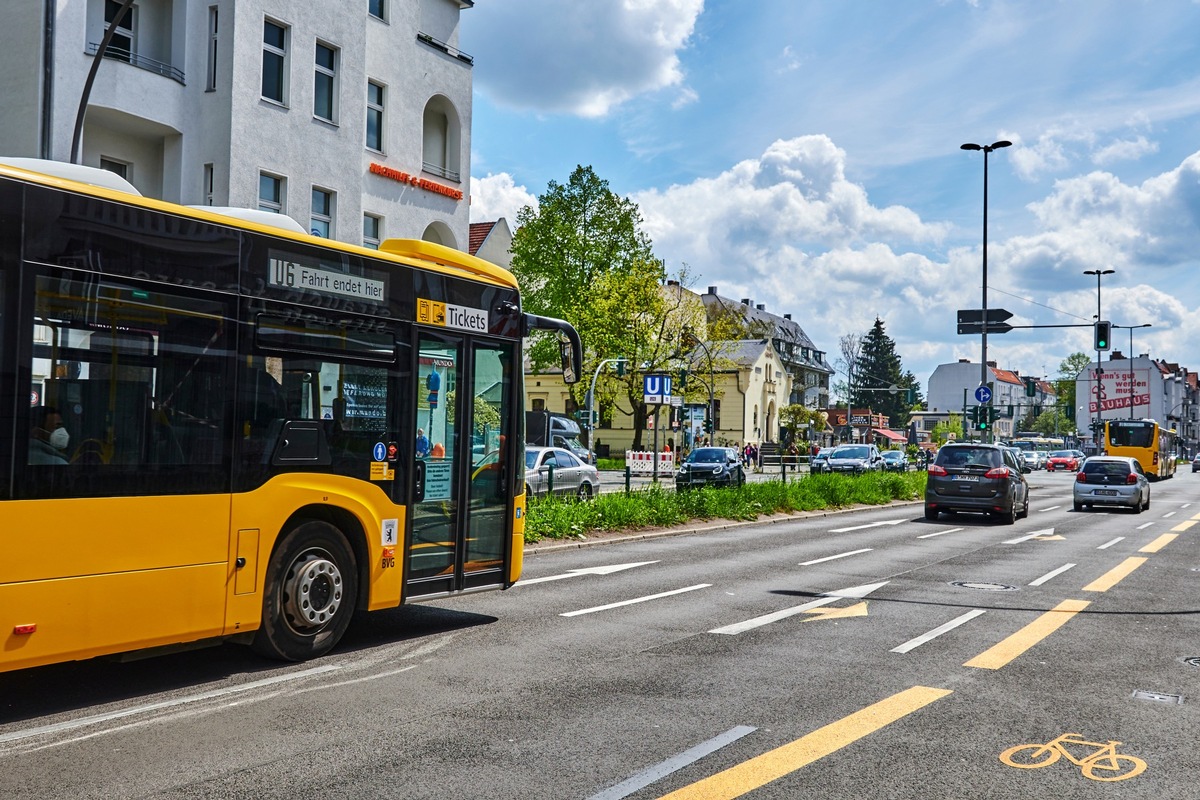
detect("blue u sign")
[644,374,673,398]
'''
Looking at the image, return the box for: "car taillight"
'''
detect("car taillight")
[1126,473,1138,484]
[928,464,947,476]
[1076,472,1087,483]
[984,466,1010,479]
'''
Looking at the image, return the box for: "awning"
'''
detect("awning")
[873,428,905,442]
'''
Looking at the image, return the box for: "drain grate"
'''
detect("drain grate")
[949,581,1018,591]
[1132,690,1183,705]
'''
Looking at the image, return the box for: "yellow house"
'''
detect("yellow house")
[526,337,793,456]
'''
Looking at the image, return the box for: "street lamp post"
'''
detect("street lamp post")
[1115,323,1151,419]
[1083,268,1114,449]
[961,139,1012,443]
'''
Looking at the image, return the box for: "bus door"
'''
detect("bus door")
[406,332,515,596]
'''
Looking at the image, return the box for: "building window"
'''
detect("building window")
[531,398,545,412]
[99,157,129,181]
[363,214,381,249]
[366,80,385,151]
[206,6,219,91]
[311,188,334,238]
[104,0,136,63]
[369,0,386,21]
[314,42,338,122]
[202,163,214,205]
[258,173,284,213]
[262,19,288,104]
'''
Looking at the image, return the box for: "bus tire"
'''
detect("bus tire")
[252,520,358,662]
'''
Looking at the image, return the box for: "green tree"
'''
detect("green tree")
[930,414,962,446]
[850,318,911,427]
[1056,352,1091,430]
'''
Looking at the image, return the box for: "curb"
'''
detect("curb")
[524,499,926,554]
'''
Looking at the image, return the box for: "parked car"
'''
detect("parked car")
[524,446,601,500]
[880,450,910,472]
[826,444,883,475]
[924,442,1030,524]
[1045,450,1080,472]
[1192,453,1200,473]
[810,447,833,474]
[1073,456,1150,513]
[675,446,745,490]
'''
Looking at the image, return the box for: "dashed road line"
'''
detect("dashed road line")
[561,584,711,617]
[891,610,986,654]
[1029,563,1076,586]
[799,548,872,566]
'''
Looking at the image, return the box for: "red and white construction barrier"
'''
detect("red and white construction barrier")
[626,451,675,474]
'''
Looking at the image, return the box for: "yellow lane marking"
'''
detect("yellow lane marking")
[964,599,1089,670]
[1170,519,1195,531]
[655,686,952,800]
[1192,512,1200,520]
[1083,557,1147,592]
[1141,533,1178,552]
[803,602,869,622]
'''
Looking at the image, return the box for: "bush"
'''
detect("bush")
[524,471,927,542]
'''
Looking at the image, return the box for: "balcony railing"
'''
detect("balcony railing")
[416,32,474,65]
[422,161,461,183]
[87,42,185,84]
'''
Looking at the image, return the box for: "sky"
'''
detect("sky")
[460,0,1200,393]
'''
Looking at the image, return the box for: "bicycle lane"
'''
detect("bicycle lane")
[633,512,1200,799]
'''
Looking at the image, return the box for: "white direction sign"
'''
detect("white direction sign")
[643,374,673,404]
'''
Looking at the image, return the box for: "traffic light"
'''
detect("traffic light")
[704,419,714,433]
[678,368,688,391]
[1094,321,1112,351]
[1024,376,1037,397]
[905,387,917,403]
[975,406,990,431]
[615,357,627,377]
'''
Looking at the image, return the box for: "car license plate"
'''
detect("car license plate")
[1095,489,1118,496]
[952,475,978,482]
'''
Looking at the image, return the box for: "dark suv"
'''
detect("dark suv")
[924,443,1030,524]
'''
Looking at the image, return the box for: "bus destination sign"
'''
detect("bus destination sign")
[269,255,386,303]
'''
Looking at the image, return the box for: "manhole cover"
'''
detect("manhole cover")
[1132,690,1183,704]
[949,581,1018,591]
[1181,657,1200,669]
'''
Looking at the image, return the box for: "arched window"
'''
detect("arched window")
[422,96,461,182]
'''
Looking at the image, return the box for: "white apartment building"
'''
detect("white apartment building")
[2,0,474,249]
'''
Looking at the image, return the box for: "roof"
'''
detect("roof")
[992,368,1023,385]
[700,292,833,374]
[468,221,497,256]
[873,428,905,441]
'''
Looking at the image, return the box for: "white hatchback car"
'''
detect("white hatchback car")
[1073,456,1150,513]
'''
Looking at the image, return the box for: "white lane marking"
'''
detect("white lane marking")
[799,548,873,566]
[891,609,986,654]
[1098,537,1125,550]
[586,725,757,800]
[1029,563,1077,586]
[1003,528,1054,544]
[0,664,340,745]
[1183,503,1192,509]
[917,527,964,539]
[1136,522,1155,530]
[709,582,889,635]
[560,584,711,617]
[1162,511,1177,518]
[519,561,660,586]
[829,520,905,533]
[1040,505,1062,512]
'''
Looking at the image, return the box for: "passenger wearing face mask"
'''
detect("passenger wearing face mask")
[30,406,70,465]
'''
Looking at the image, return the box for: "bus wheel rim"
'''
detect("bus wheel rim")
[283,553,344,630]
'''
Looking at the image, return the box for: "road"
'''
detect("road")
[1,470,1198,798]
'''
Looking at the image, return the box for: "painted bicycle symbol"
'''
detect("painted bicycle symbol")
[1000,732,1146,782]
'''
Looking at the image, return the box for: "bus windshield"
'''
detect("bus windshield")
[1108,422,1154,448]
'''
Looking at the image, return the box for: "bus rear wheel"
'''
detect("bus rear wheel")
[252,520,358,662]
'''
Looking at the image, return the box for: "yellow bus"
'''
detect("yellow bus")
[0,159,580,673]
[1105,419,1176,480]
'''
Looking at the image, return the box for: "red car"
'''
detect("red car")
[1046,451,1079,472]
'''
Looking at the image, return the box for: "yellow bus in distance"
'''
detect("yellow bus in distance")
[0,159,581,673]
[1105,419,1176,480]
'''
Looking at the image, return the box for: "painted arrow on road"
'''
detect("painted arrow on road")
[804,601,870,622]
[710,581,889,635]
[1003,528,1055,544]
[518,561,659,586]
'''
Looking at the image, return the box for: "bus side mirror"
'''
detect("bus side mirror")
[560,339,577,384]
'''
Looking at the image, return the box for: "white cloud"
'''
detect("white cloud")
[1092,135,1159,166]
[465,0,703,118]
[469,173,538,224]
